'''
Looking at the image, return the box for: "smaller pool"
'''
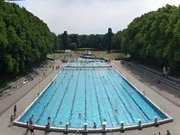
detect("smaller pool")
[66,59,110,68]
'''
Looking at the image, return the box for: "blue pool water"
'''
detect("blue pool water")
[18,69,167,128]
[66,58,110,67]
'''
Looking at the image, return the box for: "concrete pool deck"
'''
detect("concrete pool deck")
[0,60,180,135]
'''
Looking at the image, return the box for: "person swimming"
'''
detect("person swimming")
[48,117,51,123]
[78,113,81,119]
[115,109,118,114]
[93,122,97,129]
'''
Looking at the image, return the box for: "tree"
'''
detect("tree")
[69,43,77,50]
[0,0,57,83]
[107,28,113,53]
[117,4,180,74]
[3,55,15,73]
[69,34,80,47]
[62,31,69,50]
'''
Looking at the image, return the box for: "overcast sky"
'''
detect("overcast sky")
[13,0,179,35]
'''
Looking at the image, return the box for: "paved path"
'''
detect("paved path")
[112,60,180,107]
[0,60,63,116]
[0,60,179,135]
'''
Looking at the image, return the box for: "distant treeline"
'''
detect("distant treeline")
[56,30,119,51]
[120,4,180,74]
[0,0,57,80]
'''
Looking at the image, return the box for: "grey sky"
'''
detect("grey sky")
[13,0,179,35]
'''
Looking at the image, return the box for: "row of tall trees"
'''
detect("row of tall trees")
[0,0,57,81]
[56,28,118,51]
[118,4,180,73]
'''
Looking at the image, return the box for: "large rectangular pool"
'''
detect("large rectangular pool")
[17,69,169,129]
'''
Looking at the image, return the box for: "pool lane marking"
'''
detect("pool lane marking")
[52,70,74,125]
[68,69,80,125]
[35,71,67,124]
[107,69,146,120]
[92,70,103,124]
[102,70,133,125]
[48,71,71,124]
[97,69,118,126]
[113,72,150,120]
[96,70,119,126]
[110,70,149,121]
[103,70,133,125]
[69,70,86,127]
[87,70,101,127]
[85,70,87,123]
[121,85,149,120]
[108,69,148,122]
[98,70,123,125]
[94,70,113,127]
[36,71,69,124]
[102,70,131,124]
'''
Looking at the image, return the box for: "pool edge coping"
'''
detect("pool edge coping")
[13,118,173,133]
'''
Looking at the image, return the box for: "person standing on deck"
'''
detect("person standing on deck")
[13,105,17,117]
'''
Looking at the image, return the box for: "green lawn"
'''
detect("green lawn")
[74,50,126,60]
[49,50,126,60]
[48,52,64,59]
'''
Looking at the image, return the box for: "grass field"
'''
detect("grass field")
[49,50,126,60]
[50,53,64,59]
[73,50,126,60]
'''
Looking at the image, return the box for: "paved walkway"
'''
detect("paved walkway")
[112,61,180,107]
[0,60,63,116]
[0,60,179,135]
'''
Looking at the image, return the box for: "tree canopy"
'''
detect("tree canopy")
[57,28,118,51]
[119,4,180,74]
[107,28,113,53]
[0,0,57,80]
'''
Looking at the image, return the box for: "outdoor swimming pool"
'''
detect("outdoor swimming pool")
[66,59,110,68]
[16,68,170,131]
